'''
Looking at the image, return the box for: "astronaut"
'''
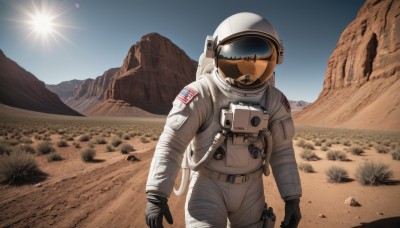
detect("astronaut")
[145,12,302,227]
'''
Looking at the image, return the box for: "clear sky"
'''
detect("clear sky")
[0,0,365,102]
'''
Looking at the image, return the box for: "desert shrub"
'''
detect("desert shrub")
[0,141,13,155]
[296,139,306,147]
[16,144,36,154]
[57,140,68,147]
[106,144,115,152]
[355,161,393,185]
[324,140,332,147]
[300,149,319,161]
[0,149,43,184]
[111,137,122,147]
[326,150,347,161]
[122,133,131,140]
[342,140,351,146]
[78,134,91,142]
[19,137,33,144]
[74,142,81,149]
[94,137,107,144]
[314,138,322,146]
[320,144,328,151]
[349,146,364,155]
[80,148,96,162]
[47,152,63,162]
[140,136,149,143]
[151,134,159,141]
[66,135,74,141]
[298,163,314,173]
[375,146,387,154]
[325,166,348,183]
[36,141,55,155]
[120,143,134,154]
[391,149,400,160]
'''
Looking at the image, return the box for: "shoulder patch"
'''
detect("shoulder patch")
[281,95,291,113]
[176,86,199,105]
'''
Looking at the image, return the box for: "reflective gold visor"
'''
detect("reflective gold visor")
[216,36,276,87]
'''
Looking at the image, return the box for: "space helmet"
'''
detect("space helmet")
[205,12,284,89]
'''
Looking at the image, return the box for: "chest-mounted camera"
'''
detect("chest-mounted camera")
[220,103,269,134]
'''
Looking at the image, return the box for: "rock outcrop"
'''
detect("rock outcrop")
[295,0,400,130]
[63,68,119,114]
[0,50,82,116]
[89,33,197,116]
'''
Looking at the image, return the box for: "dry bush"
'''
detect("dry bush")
[16,144,36,154]
[120,143,134,154]
[300,149,319,161]
[326,150,347,161]
[78,134,91,142]
[375,146,387,154]
[111,137,122,147]
[122,133,131,140]
[325,166,348,183]
[106,144,115,152]
[0,149,45,185]
[349,146,364,155]
[355,161,393,185]
[392,149,400,160]
[296,139,306,147]
[140,136,149,144]
[80,147,96,162]
[320,144,329,151]
[36,141,55,155]
[298,163,314,173]
[57,140,68,147]
[94,137,107,144]
[47,152,63,162]
[0,141,13,155]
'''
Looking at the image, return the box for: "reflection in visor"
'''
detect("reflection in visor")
[216,36,276,87]
[218,36,273,60]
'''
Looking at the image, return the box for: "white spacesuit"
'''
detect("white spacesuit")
[145,12,302,228]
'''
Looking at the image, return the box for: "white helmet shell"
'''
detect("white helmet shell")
[213,12,283,64]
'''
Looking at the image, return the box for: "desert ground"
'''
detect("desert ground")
[1,105,400,228]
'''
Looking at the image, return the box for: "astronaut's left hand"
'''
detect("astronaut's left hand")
[281,198,301,228]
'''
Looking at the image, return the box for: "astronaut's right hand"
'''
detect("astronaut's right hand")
[145,194,173,228]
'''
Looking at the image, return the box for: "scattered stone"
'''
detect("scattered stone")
[345,196,361,207]
[377,212,384,215]
[355,216,361,219]
[35,183,42,188]
[308,201,312,203]
[318,214,326,218]
[126,154,139,161]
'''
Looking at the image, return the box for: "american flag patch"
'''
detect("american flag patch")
[176,86,199,104]
[281,95,291,113]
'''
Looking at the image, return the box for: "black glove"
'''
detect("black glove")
[281,198,301,228]
[145,194,173,228]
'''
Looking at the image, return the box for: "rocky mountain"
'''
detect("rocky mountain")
[289,100,311,113]
[0,50,82,116]
[46,79,84,101]
[63,68,119,114]
[89,33,197,116]
[294,0,400,130]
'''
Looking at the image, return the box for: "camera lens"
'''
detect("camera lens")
[250,116,261,127]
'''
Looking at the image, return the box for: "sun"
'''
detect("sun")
[31,13,54,36]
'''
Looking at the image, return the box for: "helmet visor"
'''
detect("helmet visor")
[216,36,276,87]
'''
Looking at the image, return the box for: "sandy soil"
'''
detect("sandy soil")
[1,136,400,228]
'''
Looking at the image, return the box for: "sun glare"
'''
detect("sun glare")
[31,13,54,36]
[9,0,77,47]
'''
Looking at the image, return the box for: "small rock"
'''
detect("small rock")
[126,154,139,161]
[355,216,361,219]
[308,201,312,203]
[35,183,42,188]
[318,214,326,218]
[345,196,361,207]
[377,212,384,215]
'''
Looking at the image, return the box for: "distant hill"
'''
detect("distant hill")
[0,50,82,116]
[46,79,84,101]
[294,0,400,131]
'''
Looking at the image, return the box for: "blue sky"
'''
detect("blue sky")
[0,0,365,102]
